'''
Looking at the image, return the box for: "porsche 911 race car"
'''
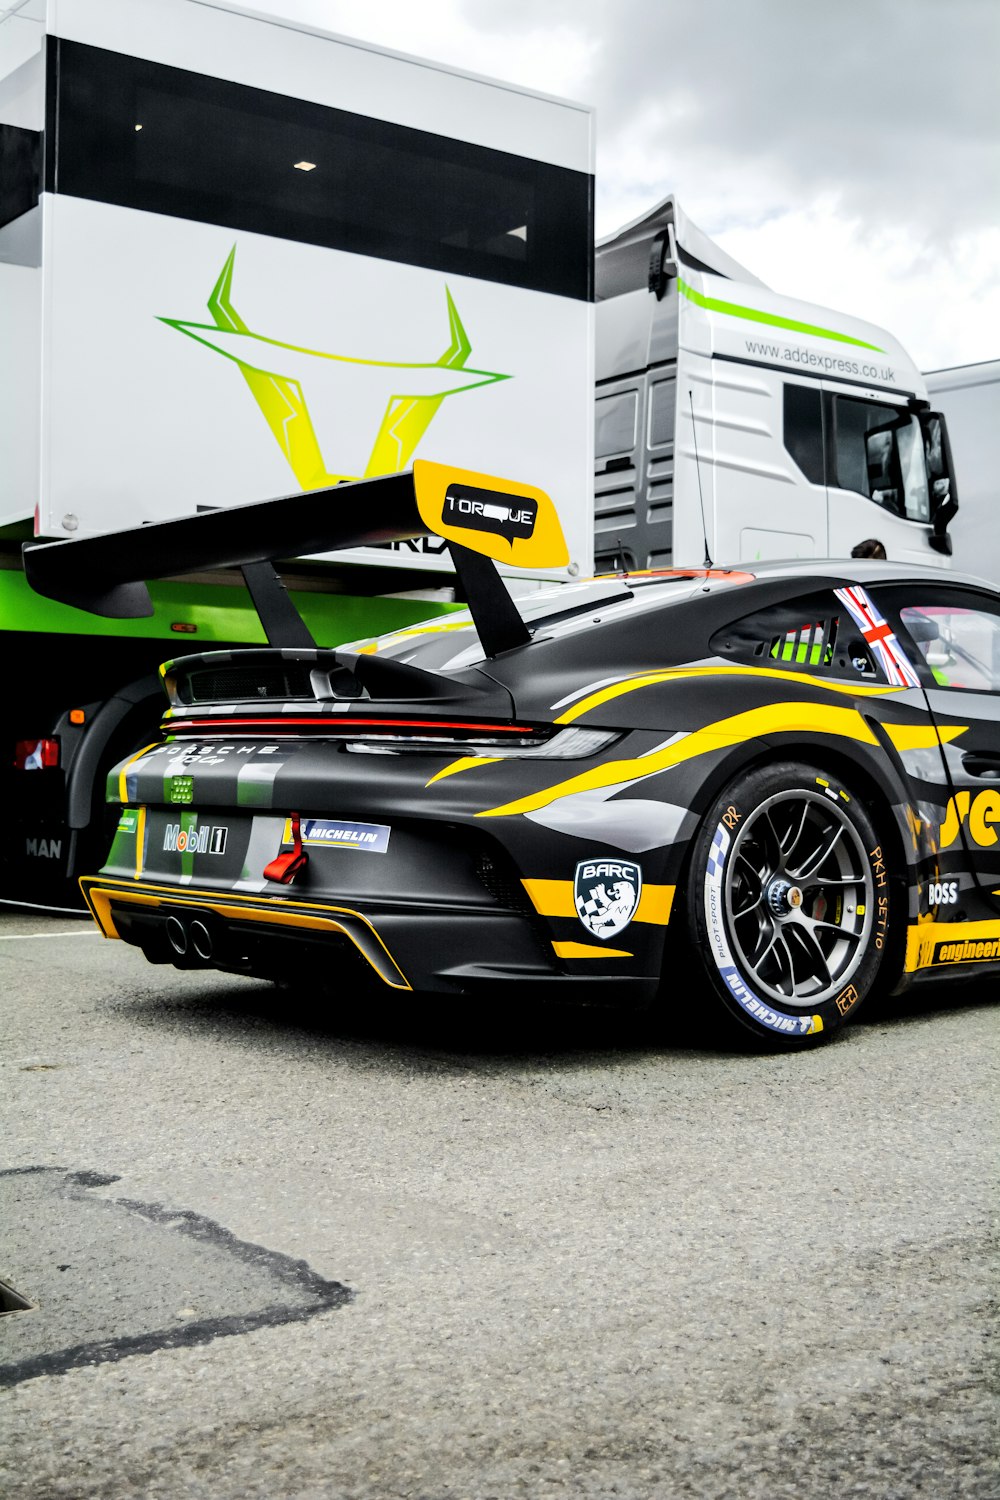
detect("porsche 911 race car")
[25,464,1000,1046]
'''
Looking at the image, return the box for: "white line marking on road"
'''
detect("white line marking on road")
[0,931,99,941]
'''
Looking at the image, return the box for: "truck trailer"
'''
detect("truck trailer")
[0,0,594,901]
[924,361,1000,585]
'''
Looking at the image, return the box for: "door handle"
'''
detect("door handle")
[961,752,1000,780]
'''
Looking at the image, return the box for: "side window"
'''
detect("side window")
[782,384,824,484]
[648,379,676,448]
[833,396,898,498]
[595,390,637,460]
[833,397,931,522]
[711,590,882,680]
[899,601,1000,693]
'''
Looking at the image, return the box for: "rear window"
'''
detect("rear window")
[711,591,882,680]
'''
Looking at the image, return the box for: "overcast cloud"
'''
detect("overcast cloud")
[267,0,999,370]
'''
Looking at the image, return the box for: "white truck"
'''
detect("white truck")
[924,361,1000,584]
[593,196,958,571]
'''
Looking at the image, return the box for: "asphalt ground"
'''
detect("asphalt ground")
[1,909,997,1499]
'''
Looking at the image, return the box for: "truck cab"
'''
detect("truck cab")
[594,195,958,572]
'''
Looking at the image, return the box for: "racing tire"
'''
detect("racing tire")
[682,760,894,1047]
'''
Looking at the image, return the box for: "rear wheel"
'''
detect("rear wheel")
[683,760,893,1046]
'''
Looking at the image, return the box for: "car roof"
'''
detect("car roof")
[705,557,996,592]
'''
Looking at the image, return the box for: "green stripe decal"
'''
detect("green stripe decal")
[677,277,884,352]
[0,571,461,643]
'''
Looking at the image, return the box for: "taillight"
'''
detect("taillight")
[13,739,59,770]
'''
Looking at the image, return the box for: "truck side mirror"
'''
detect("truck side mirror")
[920,411,959,555]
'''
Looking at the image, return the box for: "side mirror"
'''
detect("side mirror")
[921,412,959,552]
[929,492,958,555]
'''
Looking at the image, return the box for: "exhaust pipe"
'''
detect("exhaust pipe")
[189,919,214,962]
[165,915,189,957]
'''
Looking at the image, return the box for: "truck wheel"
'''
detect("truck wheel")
[683,761,892,1046]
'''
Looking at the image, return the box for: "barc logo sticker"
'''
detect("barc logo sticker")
[574,859,641,940]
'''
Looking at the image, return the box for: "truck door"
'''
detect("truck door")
[702,365,825,563]
[879,584,1000,911]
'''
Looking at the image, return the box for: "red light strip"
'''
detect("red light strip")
[162,716,538,734]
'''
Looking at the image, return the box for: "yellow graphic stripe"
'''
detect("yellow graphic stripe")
[524,879,675,925]
[118,744,160,803]
[359,620,472,655]
[905,918,1000,973]
[134,806,146,878]
[553,941,633,959]
[479,703,880,819]
[426,756,501,786]
[882,723,967,752]
[205,247,349,489]
[556,665,898,725]
[79,878,411,990]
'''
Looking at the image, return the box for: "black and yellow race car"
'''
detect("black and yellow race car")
[25,465,1000,1046]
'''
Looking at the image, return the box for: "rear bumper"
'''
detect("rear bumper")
[80,877,656,1001]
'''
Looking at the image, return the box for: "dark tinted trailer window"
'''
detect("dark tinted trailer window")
[648,379,676,448]
[595,390,637,458]
[782,383,824,484]
[48,39,593,301]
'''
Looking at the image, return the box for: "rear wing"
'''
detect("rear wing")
[23,462,568,659]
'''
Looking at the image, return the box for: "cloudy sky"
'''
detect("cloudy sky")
[264,0,999,372]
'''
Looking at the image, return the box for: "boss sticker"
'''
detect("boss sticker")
[928,880,959,906]
[575,859,641,940]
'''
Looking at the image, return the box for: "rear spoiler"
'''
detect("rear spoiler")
[23,462,569,660]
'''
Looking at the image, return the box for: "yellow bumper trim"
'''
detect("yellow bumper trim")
[79,877,411,990]
[552,941,633,959]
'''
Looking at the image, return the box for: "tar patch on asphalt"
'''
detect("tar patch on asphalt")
[0,1167,352,1387]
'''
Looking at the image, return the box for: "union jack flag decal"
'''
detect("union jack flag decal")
[834,585,921,688]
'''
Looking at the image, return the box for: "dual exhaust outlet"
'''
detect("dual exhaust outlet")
[165,913,215,963]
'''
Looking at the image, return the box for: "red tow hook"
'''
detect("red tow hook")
[263,813,309,884]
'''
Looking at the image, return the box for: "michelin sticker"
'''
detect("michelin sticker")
[289,818,391,853]
[574,859,641,940]
[704,823,821,1036]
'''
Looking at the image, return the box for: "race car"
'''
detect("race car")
[24,464,1000,1046]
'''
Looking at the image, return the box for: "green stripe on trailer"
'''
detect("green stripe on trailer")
[677,277,885,352]
[0,570,460,644]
